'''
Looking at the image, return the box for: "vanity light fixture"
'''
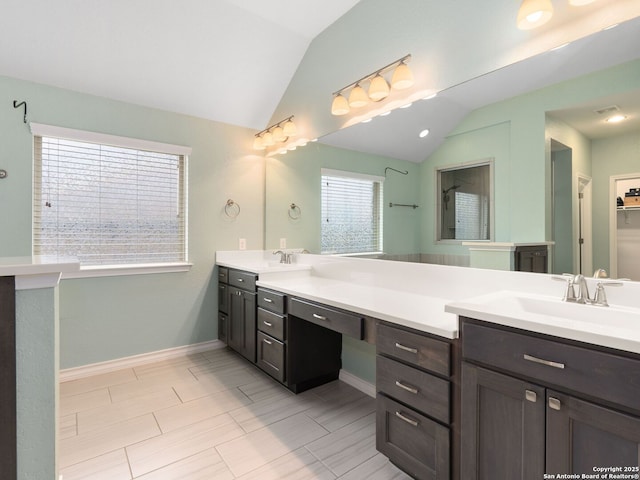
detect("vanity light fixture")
[517,0,553,30]
[419,129,430,138]
[253,115,297,150]
[517,0,599,30]
[331,54,414,116]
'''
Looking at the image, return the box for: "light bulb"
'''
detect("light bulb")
[517,0,553,30]
[283,119,297,137]
[331,94,350,115]
[253,136,265,150]
[349,84,369,108]
[272,126,285,143]
[391,62,414,90]
[368,74,390,101]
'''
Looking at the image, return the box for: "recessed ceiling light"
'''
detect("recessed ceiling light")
[419,129,430,138]
[606,114,627,123]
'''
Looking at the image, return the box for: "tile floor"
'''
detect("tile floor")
[59,347,412,479]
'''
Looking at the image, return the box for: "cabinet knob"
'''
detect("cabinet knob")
[525,390,537,403]
[548,397,561,411]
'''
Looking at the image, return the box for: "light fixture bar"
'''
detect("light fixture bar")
[332,54,412,96]
[255,115,295,138]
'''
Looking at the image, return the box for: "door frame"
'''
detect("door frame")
[609,172,640,279]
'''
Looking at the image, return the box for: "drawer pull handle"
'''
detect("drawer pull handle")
[263,321,273,327]
[313,313,328,321]
[395,342,418,354]
[395,381,419,395]
[523,354,565,370]
[263,360,280,372]
[395,411,419,427]
[548,397,561,411]
[263,298,273,303]
[237,278,244,282]
[219,273,225,278]
[525,390,537,403]
[263,338,273,345]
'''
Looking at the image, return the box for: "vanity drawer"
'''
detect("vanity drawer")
[257,288,286,314]
[257,308,285,342]
[218,282,229,314]
[289,297,363,339]
[218,266,228,284]
[377,355,450,424]
[257,331,285,382]
[228,269,257,291]
[377,394,450,480]
[377,323,450,377]
[462,320,640,414]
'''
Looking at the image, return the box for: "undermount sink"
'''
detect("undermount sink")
[469,291,640,329]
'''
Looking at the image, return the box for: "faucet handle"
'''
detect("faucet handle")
[592,281,623,307]
[552,273,577,302]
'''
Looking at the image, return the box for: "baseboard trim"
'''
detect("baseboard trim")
[59,340,225,382]
[339,369,376,398]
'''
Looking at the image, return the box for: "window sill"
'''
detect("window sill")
[325,252,385,259]
[61,262,193,279]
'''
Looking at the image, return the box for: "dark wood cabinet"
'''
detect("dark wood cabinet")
[461,364,545,480]
[461,318,640,477]
[218,267,258,363]
[376,321,458,480]
[514,245,548,273]
[228,285,256,363]
[546,391,640,474]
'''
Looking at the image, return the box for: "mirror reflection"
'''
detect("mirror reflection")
[265,20,640,281]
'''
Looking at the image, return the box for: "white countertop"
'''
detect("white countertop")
[217,250,640,354]
[0,256,80,289]
[257,272,458,339]
[446,290,640,355]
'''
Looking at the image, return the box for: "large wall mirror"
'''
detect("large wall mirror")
[264,17,640,280]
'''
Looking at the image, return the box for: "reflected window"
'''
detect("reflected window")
[321,168,383,254]
[437,160,493,241]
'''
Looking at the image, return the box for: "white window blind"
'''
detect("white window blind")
[321,169,383,255]
[33,132,188,267]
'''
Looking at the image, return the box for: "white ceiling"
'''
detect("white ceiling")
[319,16,640,162]
[1,0,638,158]
[0,0,360,130]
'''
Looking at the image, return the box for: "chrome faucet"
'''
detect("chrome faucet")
[573,274,590,304]
[554,273,622,307]
[273,250,292,264]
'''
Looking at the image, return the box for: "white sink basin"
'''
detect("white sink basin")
[488,293,640,328]
[446,290,640,354]
[454,291,640,331]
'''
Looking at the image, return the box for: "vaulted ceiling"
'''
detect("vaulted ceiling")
[2,0,639,161]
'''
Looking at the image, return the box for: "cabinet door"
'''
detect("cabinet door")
[218,312,228,344]
[461,363,545,480]
[546,391,640,474]
[228,286,256,363]
[218,282,229,314]
[377,394,450,480]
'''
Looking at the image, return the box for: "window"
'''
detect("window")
[32,123,190,273]
[437,160,493,241]
[321,169,383,254]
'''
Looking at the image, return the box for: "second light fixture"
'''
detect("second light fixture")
[331,54,414,116]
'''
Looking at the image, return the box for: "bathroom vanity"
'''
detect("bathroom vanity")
[216,250,640,480]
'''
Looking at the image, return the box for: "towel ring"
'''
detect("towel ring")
[224,199,241,218]
[288,203,301,220]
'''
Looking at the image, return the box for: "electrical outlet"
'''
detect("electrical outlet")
[280,238,287,248]
[239,238,246,250]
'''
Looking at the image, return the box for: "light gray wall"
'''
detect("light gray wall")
[1,75,264,368]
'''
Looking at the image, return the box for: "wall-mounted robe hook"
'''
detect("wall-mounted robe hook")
[13,101,27,124]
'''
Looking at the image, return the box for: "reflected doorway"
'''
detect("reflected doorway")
[551,141,574,274]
